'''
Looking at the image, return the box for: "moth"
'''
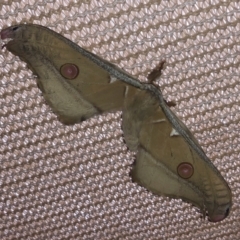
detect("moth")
[1,24,232,222]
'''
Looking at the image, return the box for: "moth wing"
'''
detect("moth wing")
[1,24,132,123]
[123,89,232,222]
[131,147,204,207]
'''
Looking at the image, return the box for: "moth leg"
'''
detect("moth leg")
[147,60,165,83]
[164,100,176,107]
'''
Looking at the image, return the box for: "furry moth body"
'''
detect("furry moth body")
[1,24,232,222]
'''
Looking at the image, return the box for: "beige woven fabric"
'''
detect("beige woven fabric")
[0,1,239,239]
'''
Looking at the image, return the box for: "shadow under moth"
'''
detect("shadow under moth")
[1,24,232,222]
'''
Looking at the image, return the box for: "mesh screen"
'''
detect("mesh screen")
[0,1,239,239]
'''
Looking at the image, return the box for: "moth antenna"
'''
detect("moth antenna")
[148,61,176,107]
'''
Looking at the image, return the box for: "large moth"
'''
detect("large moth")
[1,24,232,222]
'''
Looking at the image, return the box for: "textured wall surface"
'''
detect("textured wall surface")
[0,1,239,239]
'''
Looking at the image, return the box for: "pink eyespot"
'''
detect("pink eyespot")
[177,162,194,179]
[60,63,79,79]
